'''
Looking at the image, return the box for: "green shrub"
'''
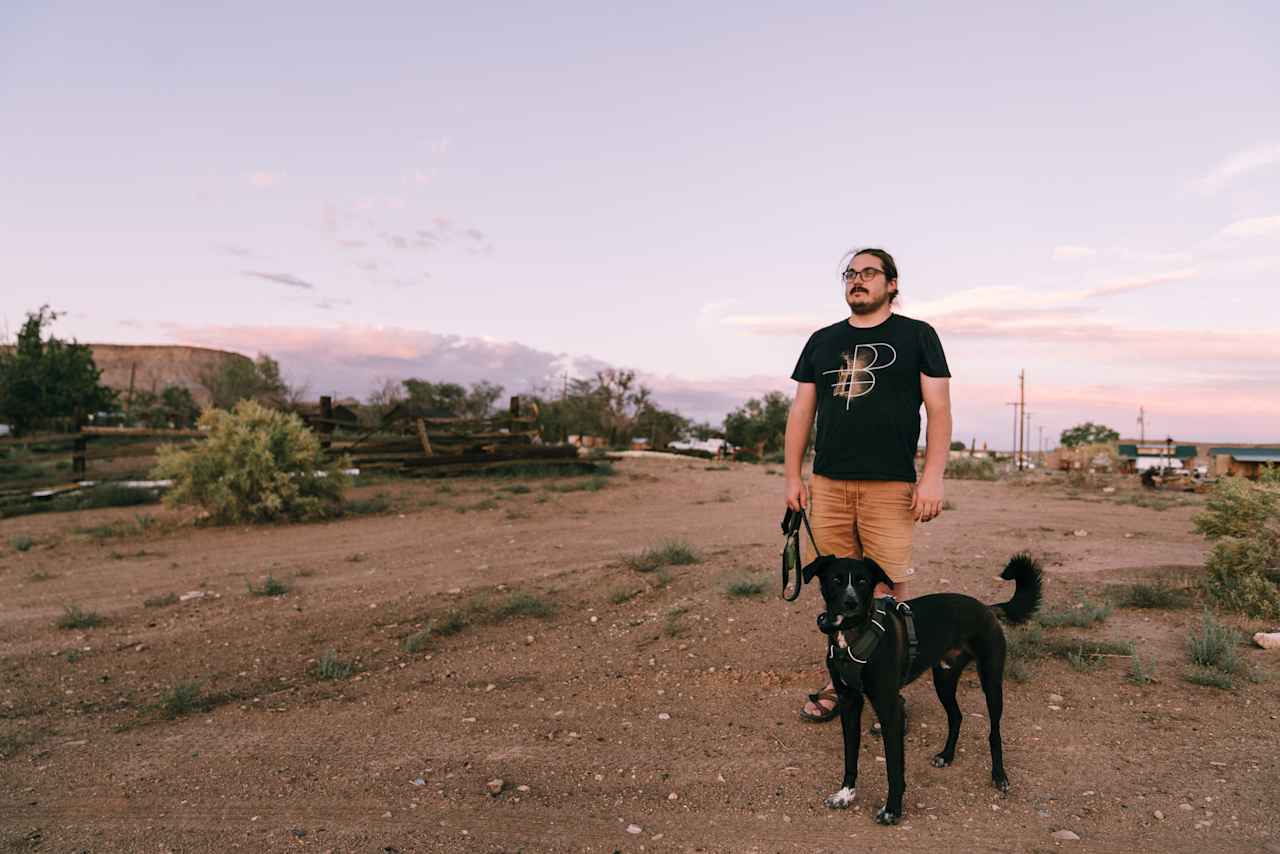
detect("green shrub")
[610,588,641,605]
[161,681,204,718]
[1193,468,1280,618]
[9,534,33,552]
[725,575,768,598]
[490,592,555,621]
[1127,656,1155,685]
[1185,611,1244,674]
[435,611,468,636]
[247,575,289,597]
[403,629,432,653]
[152,400,349,524]
[1183,667,1234,690]
[1036,598,1112,628]
[311,649,354,680]
[1111,582,1192,610]
[945,458,998,481]
[56,606,103,629]
[501,484,532,494]
[623,539,702,572]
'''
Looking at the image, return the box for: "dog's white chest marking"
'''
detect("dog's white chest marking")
[824,786,857,809]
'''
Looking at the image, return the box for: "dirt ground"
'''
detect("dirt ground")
[2,456,1278,853]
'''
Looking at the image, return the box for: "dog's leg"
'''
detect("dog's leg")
[871,691,906,824]
[978,647,1010,794]
[824,689,863,810]
[930,659,967,768]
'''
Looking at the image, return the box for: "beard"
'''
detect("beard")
[847,288,893,315]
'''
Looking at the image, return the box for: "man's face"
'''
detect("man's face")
[843,253,896,315]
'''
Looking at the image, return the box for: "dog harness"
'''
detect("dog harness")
[821,597,919,683]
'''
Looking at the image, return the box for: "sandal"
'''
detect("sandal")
[799,687,840,723]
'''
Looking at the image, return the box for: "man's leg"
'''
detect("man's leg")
[858,480,917,735]
[801,475,857,721]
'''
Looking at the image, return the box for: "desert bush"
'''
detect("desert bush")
[160,681,205,718]
[610,588,641,605]
[945,457,998,481]
[311,649,354,681]
[247,575,289,597]
[152,400,349,524]
[1111,582,1192,610]
[624,539,702,572]
[1037,598,1112,628]
[725,574,769,598]
[1193,468,1280,618]
[490,592,555,621]
[1183,667,1234,690]
[1127,656,1155,685]
[56,606,103,629]
[10,534,33,552]
[1185,610,1244,674]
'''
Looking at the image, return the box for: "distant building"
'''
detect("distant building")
[1208,447,1280,480]
[1116,443,1197,473]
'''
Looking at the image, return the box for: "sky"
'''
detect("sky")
[2,1,1278,448]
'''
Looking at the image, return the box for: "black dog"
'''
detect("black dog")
[798,552,1042,825]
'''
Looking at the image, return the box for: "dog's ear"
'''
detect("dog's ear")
[802,555,832,585]
[864,556,894,589]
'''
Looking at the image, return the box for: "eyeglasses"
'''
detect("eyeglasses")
[842,266,885,283]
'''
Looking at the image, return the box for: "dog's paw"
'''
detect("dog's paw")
[824,787,856,809]
[874,806,901,826]
[931,753,952,768]
[993,774,1010,796]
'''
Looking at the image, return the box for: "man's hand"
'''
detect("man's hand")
[786,476,808,512]
[911,475,944,522]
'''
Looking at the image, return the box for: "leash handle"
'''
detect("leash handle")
[780,506,823,601]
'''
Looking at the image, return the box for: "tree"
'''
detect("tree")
[723,391,791,456]
[127,385,201,429]
[949,440,966,451]
[1059,422,1119,448]
[0,306,117,435]
[399,379,506,418]
[635,402,691,449]
[203,353,296,410]
[361,377,405,428]
[527,369,660,447]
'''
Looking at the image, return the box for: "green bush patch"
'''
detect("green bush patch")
[1036,598,1112,628]
[247,575,289,597]
[624,539,702,572]
[311,649,355,681]
[56,606,103,630]
[9,534,33,552]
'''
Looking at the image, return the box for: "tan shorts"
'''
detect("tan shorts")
[804,475,915,582]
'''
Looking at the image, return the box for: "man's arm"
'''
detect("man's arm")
[914,374,952,522]
[784,382,817,510]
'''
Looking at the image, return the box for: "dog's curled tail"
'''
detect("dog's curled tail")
[992,552,1043,625]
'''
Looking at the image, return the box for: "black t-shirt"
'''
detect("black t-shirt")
[791,313,950,482]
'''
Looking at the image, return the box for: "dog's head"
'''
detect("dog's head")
[802,555,894,627]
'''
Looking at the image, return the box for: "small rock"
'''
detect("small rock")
[658,712,670,721]
[1048,705,1062,711]
[1253,631,1280,650]
[668,792,678,801]
[589,615,599,624]
[626,824,642,835]
[525,635,535,644]
[516,785,530,793]
[1124,533,1134,539]
[486,779,504,796]
[1179,803,1194,812]
[1073,529,1088,537]
[1048,693,1064,704]
[1101,487,1116,494]
[411,778,425,786]
[381,811,392,818]
[1052,830,1080,841]
[1154,810,1164,820]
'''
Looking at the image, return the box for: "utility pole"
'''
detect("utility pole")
[1138,406,1145,443]
[1018,369,1026,471]
[1038,425,1044,460]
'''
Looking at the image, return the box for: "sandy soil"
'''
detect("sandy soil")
[2,457,1277,853]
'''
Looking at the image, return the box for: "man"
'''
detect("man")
[784,247,952,722]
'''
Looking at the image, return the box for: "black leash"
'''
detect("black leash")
[780,507,822,601]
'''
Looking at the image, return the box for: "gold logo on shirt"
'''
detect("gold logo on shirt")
[823,343,897,409]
